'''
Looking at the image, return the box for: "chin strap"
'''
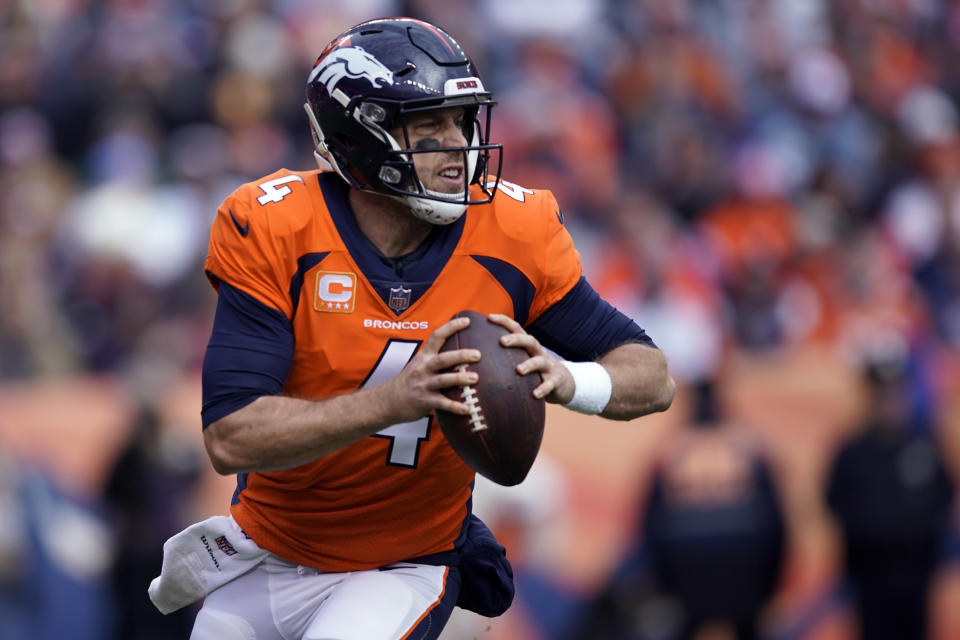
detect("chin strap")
[392,191,468,225]
[312,148,469,225]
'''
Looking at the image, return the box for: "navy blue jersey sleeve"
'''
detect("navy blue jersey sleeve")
[201,281,294,428]
[528,276,655,362]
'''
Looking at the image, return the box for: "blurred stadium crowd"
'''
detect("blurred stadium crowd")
[3,0,960,638]
[4,0,960,384]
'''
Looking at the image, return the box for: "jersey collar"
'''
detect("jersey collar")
[318,173,466,314]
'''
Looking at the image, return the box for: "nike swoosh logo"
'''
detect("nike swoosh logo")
[229,208,249,237]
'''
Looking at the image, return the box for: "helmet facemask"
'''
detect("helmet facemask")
[305,93,502,225]
[384,98,502,223]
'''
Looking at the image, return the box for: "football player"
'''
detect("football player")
[152,17,675,640]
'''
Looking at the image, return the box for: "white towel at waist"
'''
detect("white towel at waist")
[148,515,269,614]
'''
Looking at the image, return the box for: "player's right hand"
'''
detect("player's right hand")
[380,316,482,423]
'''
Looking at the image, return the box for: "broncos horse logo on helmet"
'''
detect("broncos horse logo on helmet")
[309,46,394,94]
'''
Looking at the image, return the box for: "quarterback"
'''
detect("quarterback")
[149,17,675,640]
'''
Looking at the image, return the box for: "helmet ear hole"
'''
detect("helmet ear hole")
[379,166,403,185]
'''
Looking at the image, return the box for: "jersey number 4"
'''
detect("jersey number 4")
[257,175,305,205]
[362,340,430,468]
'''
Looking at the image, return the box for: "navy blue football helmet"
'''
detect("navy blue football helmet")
[304,17,502,224]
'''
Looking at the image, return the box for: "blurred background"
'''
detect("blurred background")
[2,0,960,638]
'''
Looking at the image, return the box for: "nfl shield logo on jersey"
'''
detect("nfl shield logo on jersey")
[389,285,411,312]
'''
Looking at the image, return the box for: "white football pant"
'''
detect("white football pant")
[189,554,458,640]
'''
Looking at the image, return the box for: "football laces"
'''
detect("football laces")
[455,364,487,432]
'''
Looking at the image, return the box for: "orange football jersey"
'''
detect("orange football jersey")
[204,169,581,572]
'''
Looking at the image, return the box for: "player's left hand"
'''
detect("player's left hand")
[487,313,575,405]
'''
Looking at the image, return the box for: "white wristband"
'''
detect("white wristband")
[561,361,612,415]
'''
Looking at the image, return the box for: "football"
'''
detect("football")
[435,310,546,486]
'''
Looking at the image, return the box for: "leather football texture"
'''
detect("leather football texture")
[434,310,545,486]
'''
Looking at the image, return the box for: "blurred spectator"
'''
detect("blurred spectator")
[882,85,960,349]
[102,401,202,640]
[574,378,786,640]
[582,190,727,386]
[639,378,786,640]
[494,36,622,222]
[603,5,737,222]
[0,449,114,640]
[0,107,80,377]
[826,339,956,640]
[699,141,798,350]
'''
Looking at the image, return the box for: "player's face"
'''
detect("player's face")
[394,107,469,195]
